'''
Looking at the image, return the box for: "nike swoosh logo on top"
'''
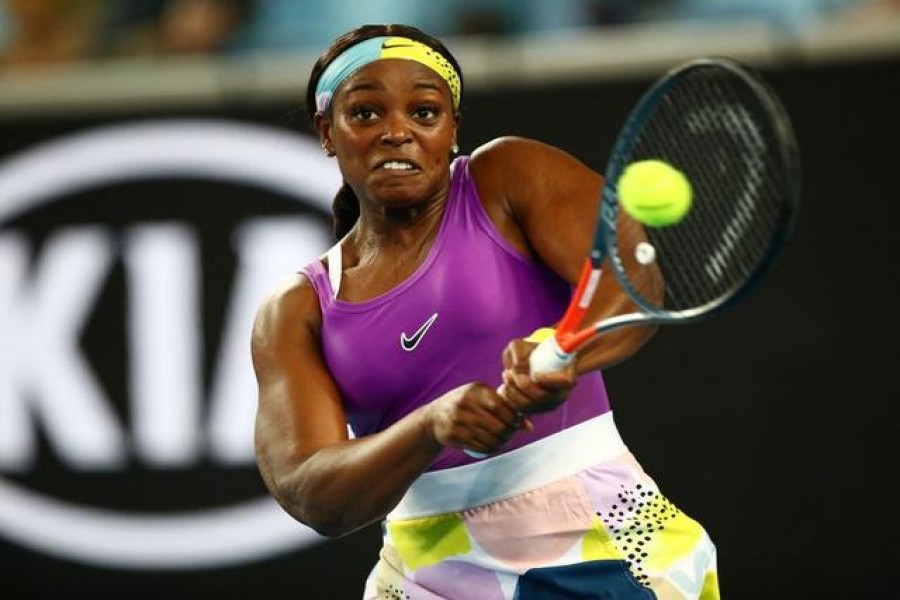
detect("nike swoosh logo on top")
[400,312,439,352]
[382,42,415,50]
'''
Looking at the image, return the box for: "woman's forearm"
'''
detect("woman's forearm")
[265,404,442,537]
[575,323,658,373]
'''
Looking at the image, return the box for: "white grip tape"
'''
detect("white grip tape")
[528,336,574,375]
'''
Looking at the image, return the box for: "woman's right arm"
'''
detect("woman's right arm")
[252,275,522,537]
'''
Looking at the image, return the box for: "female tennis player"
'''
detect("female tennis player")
[252,23,719,600]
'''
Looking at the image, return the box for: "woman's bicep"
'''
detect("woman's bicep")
[251,278,348,486]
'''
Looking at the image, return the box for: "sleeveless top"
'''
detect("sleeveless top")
[300,156,610,470]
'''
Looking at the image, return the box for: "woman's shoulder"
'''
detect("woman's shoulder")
[468,136,601,214]
[469,136,555,173]
[469,136,597,190]
[467,137,551,205]
[463,137,584,257]
[252,273,322,345]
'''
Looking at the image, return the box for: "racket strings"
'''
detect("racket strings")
[667,76,776,302]
[677,78,777,296]
[614,64,793,314]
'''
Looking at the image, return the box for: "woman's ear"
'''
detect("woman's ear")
[451,112,462,154]
[314,112,336,157]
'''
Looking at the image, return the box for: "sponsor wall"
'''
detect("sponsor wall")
[0,56,898,599]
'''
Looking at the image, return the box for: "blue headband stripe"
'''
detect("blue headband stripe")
[315,37,386,113]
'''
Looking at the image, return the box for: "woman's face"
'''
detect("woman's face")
[318,59,459,211]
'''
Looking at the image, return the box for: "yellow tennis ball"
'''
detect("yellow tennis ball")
[618,160,693,227]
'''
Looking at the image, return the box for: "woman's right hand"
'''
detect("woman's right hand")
[423,383,529,456]
[500,337,577,415]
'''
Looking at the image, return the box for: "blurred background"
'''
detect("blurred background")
[1,1,899,599]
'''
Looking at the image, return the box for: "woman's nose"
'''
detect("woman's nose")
[380,114,411,146]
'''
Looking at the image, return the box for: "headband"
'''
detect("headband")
[314,36,462,113]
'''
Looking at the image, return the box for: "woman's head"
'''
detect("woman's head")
[306,24,463,121]
[307,25,464,239]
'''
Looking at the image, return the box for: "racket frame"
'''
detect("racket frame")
[536,57,801,373]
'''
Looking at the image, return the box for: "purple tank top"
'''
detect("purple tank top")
[301,156,610,470]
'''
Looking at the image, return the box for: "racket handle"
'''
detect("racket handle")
[529,335,574,375]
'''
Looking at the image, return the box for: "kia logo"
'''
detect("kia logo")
[0,120,339,568]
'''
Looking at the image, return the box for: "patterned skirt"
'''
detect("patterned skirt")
[364,413,719,600]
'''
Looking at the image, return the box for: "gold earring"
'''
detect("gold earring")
[451,144,459,154]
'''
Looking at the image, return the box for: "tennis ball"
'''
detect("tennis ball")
[618,160,692,227]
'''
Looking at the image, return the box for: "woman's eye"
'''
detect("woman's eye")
[413,106,439,120]
[351,107,378,121]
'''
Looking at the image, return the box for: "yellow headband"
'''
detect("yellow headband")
[315,36,462,112]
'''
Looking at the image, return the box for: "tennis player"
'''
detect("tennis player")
[252,23,719,600]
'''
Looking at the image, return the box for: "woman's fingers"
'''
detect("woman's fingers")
[428,383,530,454]
[500,354,576,415]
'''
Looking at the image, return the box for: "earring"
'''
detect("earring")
[451,143,459,155]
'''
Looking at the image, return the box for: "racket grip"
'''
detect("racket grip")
[529,336,574,375]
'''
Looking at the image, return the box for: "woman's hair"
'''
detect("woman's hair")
[306,24,464,240]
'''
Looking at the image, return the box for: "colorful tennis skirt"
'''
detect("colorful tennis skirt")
[364,413,719,599]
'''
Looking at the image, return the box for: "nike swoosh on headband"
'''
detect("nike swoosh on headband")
[315,36,461,112]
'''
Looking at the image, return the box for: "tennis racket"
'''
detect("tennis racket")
[529,56,801,375]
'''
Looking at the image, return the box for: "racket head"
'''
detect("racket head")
[599,57,801,326]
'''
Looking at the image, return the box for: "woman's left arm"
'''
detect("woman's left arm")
[469,136,661,373]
